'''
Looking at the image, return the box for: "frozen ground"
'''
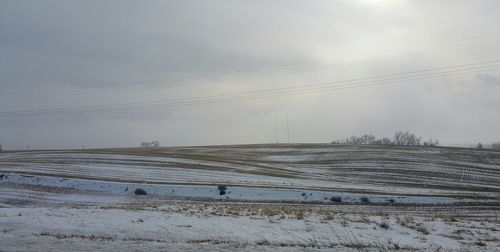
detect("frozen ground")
[1,144,500,197]
[0,188,499,251]
[0,173,468,204]
[1,144,499,251]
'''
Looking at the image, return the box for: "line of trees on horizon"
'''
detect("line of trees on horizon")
[493,142,500,149]
[140,141,160,149]
[332,132,500,150]
[477,142,500,150]
[331,131,439,147]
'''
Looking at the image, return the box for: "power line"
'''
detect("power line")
[3,63,500,115]
[1,60,499,117]
[3,59,500,114]
[4,33,500,97]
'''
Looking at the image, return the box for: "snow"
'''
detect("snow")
[1,145,499,251]
[1,173,469,204]
[0,200,498,251]
[2,145,500,199]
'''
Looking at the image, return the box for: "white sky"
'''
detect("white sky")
[1,0,500,149]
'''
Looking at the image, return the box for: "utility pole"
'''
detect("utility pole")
[286,113,290,144]
[274,116,278,143]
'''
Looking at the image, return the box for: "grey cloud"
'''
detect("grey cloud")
[1,0,500,149]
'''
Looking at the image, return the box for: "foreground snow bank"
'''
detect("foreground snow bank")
[1,204,498,251]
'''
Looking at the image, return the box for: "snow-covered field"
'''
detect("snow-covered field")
[1,144,499,251]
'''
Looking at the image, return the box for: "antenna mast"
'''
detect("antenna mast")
[286,114,290,144]
[274,116,278,143]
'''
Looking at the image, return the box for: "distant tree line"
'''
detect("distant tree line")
[331,131,439,147]
[492,142,500,149]
[477,142,500,150]
[140,141,160,149]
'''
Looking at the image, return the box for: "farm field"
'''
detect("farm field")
[1,144,499,251]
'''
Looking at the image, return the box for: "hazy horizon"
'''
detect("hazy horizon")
[2,0,500,149]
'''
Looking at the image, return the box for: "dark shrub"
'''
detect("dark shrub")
[217,185,227,195]
[360,197,370,203]
[380,220,390,230]
[394,243,400,250]
[388,198,395,203]
[134,188,147,195]
[330,196,342,203]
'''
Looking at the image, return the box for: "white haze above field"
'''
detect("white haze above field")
[1,0,500,149]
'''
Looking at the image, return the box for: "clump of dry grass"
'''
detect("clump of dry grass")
[379,220,390,230]
[416,223,430,235]
[397,215,414,227]
[100,203,157,211]
[207,204,311,220]
[475,240,486,246]
[376,211,389,218]
[296,209,305,220]
[324,211,335,221]
[341,216,349,227]
[261,207,282,217]
[396,215,429,235]
[360,215,370,223]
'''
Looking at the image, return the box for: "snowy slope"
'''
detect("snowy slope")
[1,144,500,199]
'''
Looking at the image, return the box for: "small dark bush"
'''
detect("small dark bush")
[394,243,400,250]
[330,196,342,203]
[134,188,147,195]
[388,198,395,203]
[217,185,227,195]
[360,197,370,203]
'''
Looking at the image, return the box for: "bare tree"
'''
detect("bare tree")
[393,131,421,146]
[492,142,500,150]
[332,131,429,146]
[423,138,439,147]
[342,134,376,145]
[361,134,376,144]
[141,141,160,149]
[477,143,483,149]
[380,137,393,145]
[151,141,160,148]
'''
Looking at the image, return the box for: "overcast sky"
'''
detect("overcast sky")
[1,0,500,149]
